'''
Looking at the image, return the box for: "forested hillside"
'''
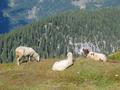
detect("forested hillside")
[1,8,120,63]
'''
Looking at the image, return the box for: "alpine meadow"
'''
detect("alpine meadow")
[1,8,120,90]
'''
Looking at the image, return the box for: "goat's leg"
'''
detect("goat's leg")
[28,56,31,62]
[17,57,20,66]
[17,56,22,66]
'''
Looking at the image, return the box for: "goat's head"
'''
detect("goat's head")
[33,53,40,62]
[80,48,90,56]
[67,52,73,57]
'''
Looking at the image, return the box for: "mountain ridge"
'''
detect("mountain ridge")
[1,0,120,33]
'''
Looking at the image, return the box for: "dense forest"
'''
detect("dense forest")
[1,8,120,63]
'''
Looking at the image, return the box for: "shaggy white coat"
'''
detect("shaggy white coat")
[87,51,107,62]
[16,46,40,65]
[52,52,73,71]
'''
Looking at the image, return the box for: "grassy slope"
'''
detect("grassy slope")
[0,58,120,90]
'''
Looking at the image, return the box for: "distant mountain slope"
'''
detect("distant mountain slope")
[2,0,77,32]
[0,0,10,33]
[1,8,120,63]
[1,0,120,33]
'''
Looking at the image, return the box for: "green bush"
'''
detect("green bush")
[108,50,120,60]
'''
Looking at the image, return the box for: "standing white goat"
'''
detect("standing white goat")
[15,46,40,65]
[52,52,73,71]
[80,48,107,62]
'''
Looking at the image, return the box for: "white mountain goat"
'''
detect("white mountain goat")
[52,52,73,71]
[80,48,107,62]
[15,46,40,65]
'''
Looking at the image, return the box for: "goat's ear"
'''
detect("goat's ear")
[82,48,85,51]
[83,48,87,52]
[87,49,89,52]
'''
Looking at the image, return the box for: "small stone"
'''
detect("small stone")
[115,74,119,77]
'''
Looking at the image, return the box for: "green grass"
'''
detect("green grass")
[0,58,120,90]
[108,50,120,60]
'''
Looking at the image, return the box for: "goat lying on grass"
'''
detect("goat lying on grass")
[80,48,107,62]
[52,52,74,71]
